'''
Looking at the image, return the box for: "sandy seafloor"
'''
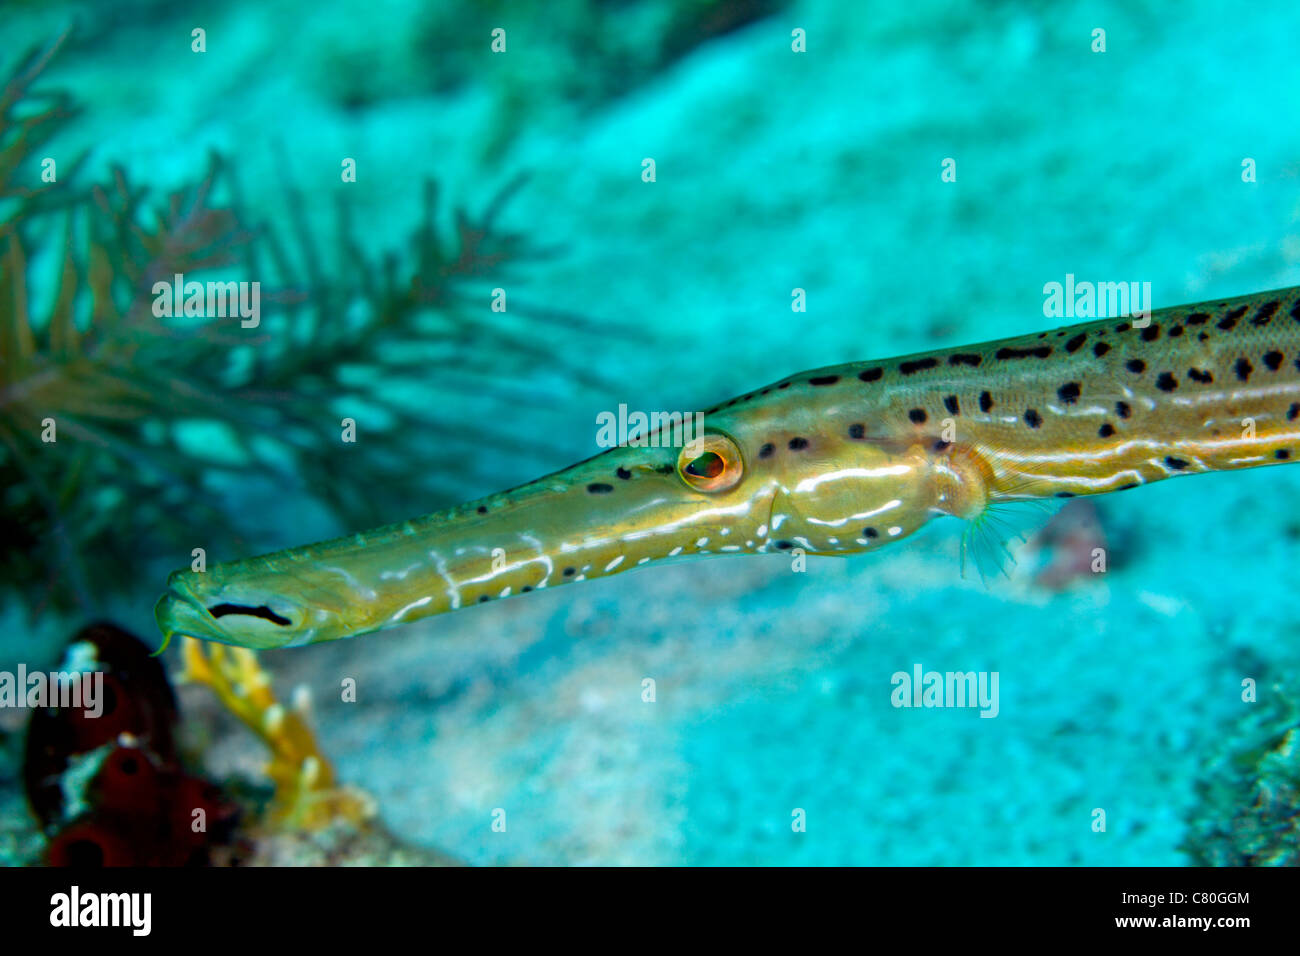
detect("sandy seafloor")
[3,0,1300,865]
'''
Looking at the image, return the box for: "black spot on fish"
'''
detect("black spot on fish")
[908,408,927,424]
[563,567,576,576]
[863,527,879,538]
[943,395,960,415]
[996,345,1052,360]
[1277,449,1291,460]
[948,353,982,367]
[1099,423,1115,438]
[858,367,883,382]
[1235,357,1253,381]
[1185,312,1210,326]
[759,442,775,458]
[477,505,488,514]
[778,381,792,390]
[587,482,614,494]
[1114,322,1131,333]
[899,357,939,375]
[1198,332,1209,342]
[1165,456,1189,470]
[788,437,809,450]
[478,595,490,603]
[1057,382,1081,405]
[774,540,794,550]
[1024,408,1042,428]
[1253,301,1280,325]
[1188,368,1213,383]
[1169,325,1184,338]
[1264,350,1284,371]
[1055,491,1075,498]
[1141,325,1160,342]
[616,466,632,479]
[1116,401,1131,419]
[809,375,840,386]
[1065,334,1087,353]
[1155,372,1178,392]
[847,425,865,440]
[1291,299,1300,322]
[521,585,533,593]
[1126,359,1146,374]
[1094,341,1111,357]
[1289,403,1300,421]
[1219,306,1247,329]
[979,391,993,412]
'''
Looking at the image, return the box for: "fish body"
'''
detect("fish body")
[156,286,1300,649]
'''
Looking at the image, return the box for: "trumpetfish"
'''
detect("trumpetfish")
[155,285,1300,650]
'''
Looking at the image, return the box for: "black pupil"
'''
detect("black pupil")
[685,452,725,479]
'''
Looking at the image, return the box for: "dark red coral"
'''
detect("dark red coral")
[23,622,242,866]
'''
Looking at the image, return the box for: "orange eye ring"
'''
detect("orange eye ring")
[677,433,744,493]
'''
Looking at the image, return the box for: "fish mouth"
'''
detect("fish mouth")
[154,577,227,646]
[155,573,309,650]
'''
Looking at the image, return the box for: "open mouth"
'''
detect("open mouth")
[155,575,301,651]
[205,602,292,626]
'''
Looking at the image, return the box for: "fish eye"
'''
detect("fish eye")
[677,433,744,493]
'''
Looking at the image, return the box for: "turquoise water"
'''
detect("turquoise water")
[4,0,1300,865]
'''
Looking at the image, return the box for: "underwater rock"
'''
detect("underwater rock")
[1029,500,1110,590]
[1181,680,1300,866]
[242,818,465,867]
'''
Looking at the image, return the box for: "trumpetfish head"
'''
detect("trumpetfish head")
[155,377,990,650]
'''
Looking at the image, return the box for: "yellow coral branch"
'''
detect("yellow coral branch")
[180,637,375,830]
